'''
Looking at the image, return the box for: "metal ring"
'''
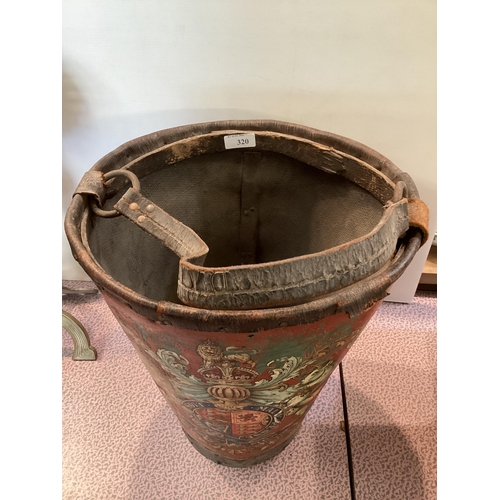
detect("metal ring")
[90,170,141,218]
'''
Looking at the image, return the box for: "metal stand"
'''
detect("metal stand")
[339,362,356,500]
[62,285,98,361]
[62,310,97,361]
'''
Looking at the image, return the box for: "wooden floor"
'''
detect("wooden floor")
[419,244,437,290]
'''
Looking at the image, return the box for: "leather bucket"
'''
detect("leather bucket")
[65,120,429,467]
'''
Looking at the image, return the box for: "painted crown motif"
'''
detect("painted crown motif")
[196,340,259,385]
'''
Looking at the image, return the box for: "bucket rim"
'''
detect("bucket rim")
[65,120,424,329]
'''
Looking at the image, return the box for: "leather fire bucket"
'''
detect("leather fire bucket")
[65,120,429,467]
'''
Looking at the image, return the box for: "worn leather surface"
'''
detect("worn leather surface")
[408,198,430,245]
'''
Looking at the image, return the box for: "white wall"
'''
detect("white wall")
[62,0,436,302]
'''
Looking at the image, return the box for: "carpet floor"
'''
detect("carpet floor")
[63,281,436,500]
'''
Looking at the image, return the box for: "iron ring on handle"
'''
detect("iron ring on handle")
[90,169,141,218]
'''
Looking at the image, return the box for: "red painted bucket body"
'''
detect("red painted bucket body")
[103,289,381,466]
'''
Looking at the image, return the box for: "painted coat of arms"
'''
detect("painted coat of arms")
[151,334,356,454]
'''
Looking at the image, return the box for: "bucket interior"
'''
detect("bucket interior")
[88,149,384,303]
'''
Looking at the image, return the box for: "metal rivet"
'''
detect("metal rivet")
[249,207,255,212]
[137,215,146,223]
[243,210,249,216]
[145,204,154,213]
[129,202,139,211]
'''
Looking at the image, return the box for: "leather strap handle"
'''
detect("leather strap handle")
[114,188,209,266]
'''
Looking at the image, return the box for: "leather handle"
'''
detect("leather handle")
[114,188,209,266]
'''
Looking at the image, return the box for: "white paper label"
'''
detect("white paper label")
[223,133,256,149]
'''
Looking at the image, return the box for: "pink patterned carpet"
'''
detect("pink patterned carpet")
[62,281,436,500]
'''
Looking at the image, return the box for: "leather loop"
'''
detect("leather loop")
[407,198,430,246]
[73,171,107,206]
